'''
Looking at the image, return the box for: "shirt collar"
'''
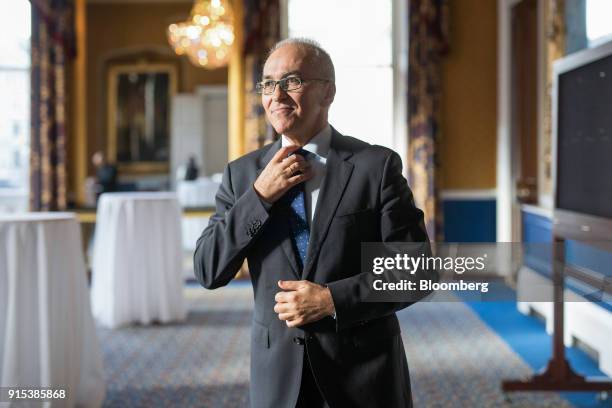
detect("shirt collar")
[281,124,332,159]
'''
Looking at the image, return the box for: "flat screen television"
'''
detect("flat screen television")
[552,40,612,220]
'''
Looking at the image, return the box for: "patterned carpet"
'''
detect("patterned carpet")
[97,283,574,407]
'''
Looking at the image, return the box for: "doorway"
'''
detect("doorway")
[497,0,543,242]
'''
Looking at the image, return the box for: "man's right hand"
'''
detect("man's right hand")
[253,145,313,204]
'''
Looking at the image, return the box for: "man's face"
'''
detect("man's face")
[261,45,332,138]
[92,152,104,167]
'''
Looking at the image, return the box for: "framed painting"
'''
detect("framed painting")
[107,64,178,174]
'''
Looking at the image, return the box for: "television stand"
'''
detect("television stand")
[502,210,612,394]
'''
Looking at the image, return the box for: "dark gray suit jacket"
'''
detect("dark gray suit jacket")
[194,128,433,408]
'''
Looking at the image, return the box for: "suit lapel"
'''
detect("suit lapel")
[256,139,302,279]
[278,206,302,278]
[302,130,354,280]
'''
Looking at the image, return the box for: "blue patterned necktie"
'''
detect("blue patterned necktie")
[284,148,311,269]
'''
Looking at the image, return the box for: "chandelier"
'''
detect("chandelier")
[167,0,235,69]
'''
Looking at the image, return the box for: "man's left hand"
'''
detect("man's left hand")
[274,280,335,327]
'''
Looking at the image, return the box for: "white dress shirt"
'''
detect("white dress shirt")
[281,124,332,224]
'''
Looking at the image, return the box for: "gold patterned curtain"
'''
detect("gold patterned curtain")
[29,0,76,211]
[243,0,280,153]
[407,0,449,240]
[542,0,566,196]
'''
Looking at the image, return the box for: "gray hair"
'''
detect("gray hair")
[268,37,335,82]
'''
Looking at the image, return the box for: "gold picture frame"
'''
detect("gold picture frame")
[107,63,178,174]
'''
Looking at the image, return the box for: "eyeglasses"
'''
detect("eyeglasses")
[255,76,331,95]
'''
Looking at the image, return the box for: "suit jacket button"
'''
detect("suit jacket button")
[293,336,305,345]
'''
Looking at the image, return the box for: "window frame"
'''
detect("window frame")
[280,0,408,170]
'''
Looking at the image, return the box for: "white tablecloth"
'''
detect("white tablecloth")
[176,177,220,208]
[0,212,105,408]
[176,178,218,251]
[91,192,186,328]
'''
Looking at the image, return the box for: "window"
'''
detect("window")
[286,0,405,154]
[0,1,31,212]
[586,0,612,45]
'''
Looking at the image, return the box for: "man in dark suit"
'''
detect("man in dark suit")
[194,38,434,408]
